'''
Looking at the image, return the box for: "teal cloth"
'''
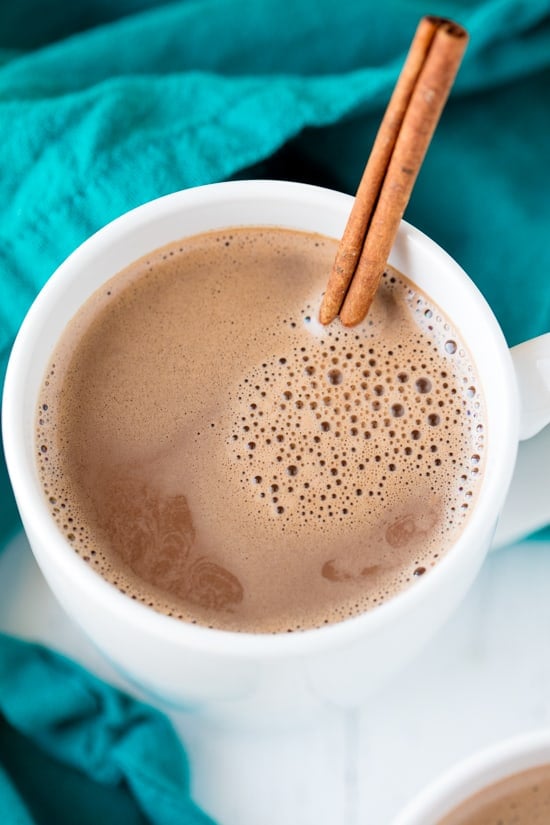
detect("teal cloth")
[1,1,549,822]
[0,635,213,825]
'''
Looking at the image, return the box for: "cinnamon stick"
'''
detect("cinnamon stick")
[318,16,440,325]
[319,17,468,327]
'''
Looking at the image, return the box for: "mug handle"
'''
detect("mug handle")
[492,332,550,548]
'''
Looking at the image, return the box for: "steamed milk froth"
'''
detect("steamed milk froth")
[36,227,485,632]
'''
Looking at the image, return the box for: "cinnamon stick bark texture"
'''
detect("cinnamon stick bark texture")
[319,17,468,327]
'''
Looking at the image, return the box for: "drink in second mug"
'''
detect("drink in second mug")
[4,181,549,719]
[394,731,550,824]
[441,763,550,824]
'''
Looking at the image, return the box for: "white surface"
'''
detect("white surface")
[2,529,550,824]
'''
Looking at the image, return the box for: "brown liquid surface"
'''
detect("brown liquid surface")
[439,763,550,824]
[36,227,485,632]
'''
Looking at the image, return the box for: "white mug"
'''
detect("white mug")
[393,729,550,824]
[3,181,550,723]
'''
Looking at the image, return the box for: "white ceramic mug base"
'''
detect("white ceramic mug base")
[3,182,550,722]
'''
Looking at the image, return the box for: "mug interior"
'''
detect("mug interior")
[2,180,519,656]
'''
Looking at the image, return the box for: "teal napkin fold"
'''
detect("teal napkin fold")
[0,634,213,825]
[1,1,549,823]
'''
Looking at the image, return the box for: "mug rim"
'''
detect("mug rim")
[392,728,550,824]
[1,180,519,659]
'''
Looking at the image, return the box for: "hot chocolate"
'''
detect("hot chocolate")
[439,763,550,824]
[36,227,485,632]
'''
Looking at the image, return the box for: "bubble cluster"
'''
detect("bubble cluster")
[229,270,483,539]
